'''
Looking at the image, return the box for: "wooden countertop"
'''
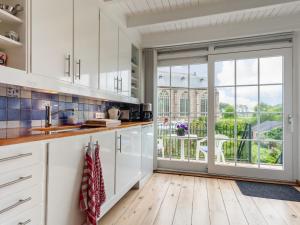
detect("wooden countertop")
[0,121,153,146]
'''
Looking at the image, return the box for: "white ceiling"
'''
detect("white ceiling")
[116,0,223,16]
[137,1,300,34]
[102,0,300,44]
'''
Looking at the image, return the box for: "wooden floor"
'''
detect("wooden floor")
[99,173,300,225]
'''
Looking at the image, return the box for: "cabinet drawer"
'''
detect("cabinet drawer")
[0,185,43,223]
[0,142,45,175]
[2,204,43,225]
[0,164,44,200]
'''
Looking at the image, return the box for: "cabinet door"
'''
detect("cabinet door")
[92,131,116,207]
[31,0,73,83]
[141,125,154,179]
[99,13,118,93]
[116,126,141,194]
[118,30,131,96]
[47,135,90,225]
[74,0,99,89]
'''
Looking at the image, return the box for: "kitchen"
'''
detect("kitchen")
[1,1,300,225]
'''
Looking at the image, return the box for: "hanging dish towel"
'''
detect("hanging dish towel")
[94,142,106,218]
[79,143,97,225]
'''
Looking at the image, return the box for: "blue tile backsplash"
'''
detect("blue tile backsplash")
[0,85,139,130]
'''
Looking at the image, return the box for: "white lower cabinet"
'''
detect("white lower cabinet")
[0,142,46,225]
[2,204,44,225]
[46,126,142,224]
[46,134,90,225]
[141,125,154,182]
[116,126,141,194]
[92,131,116,216]
[0,125,145,224]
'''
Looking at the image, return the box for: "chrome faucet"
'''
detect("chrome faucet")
[45,105,75,127]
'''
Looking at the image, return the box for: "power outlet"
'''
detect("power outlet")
[95,112,105,119]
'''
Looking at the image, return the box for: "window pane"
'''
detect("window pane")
[260,85,282,111]
[236,140,258,167]
[236,86,258,113]
[215,138,234,164]
[215,115,235,138]
[157,66,170,87]
[260,56,283,84]
[236,58,258,85]
[216,87,235,114]
[157,89,170,117]
[171,65,188,88]
[236,114,257,139]
[259,113,283,141]
[259,141,283,168]
[215,60,235,86]
[157,114,171,159]
[190,64,208,88]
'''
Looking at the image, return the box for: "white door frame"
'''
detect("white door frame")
[207,47,294,181]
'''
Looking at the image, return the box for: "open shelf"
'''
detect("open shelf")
[0,34,22,48]
[0,9,23,24]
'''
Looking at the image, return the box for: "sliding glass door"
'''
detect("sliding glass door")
[208,48,293,180]
[156,48,293,180]
[157,60,209,171]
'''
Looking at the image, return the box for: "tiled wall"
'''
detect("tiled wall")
[0,85,138,129]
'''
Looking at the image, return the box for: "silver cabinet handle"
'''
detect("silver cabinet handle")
[117,135,122,153]
[120,77,123,92]
[76,59,81,80]
[0,153,32,163]
[65,54,71,77]
[114,77,118,91]
[0,175,32,189]
[0,197,31,215]
[18,219,31,225]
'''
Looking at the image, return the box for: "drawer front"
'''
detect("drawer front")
[2,204,43,225]
[0,142,45,175]
[0,164,44,200]
[0,185,43,223]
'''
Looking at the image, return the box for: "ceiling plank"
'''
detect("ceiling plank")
[127,0,299,28]
[141,13,300,47]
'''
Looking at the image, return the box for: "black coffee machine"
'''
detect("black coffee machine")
[140,103,153,121]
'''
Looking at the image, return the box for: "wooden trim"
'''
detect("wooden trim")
[154,169,299,186]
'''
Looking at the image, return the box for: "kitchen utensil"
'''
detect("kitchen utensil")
[108,107,121,120]
[5,31,19,41]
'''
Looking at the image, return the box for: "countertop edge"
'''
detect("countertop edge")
[0,122,153,147]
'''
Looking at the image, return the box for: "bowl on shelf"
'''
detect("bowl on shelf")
[0,4,23,16]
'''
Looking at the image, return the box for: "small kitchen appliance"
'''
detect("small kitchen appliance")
[120,109,140,121]
[140,103,153,121]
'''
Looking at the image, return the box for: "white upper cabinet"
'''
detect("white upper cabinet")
[118,30,132,96]
[74,0,99,89]
[31,0,73,83]
[99,12,119,93]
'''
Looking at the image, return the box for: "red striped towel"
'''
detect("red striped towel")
[80,144,97,225]
[79,143,106,225]
[94,142,106,218]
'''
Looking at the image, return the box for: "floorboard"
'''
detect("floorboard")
[99,173,300,225]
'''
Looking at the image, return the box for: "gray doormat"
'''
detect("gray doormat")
[236,181,300,202]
